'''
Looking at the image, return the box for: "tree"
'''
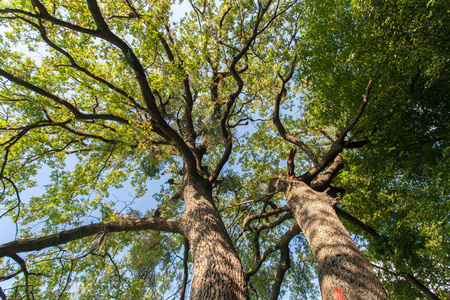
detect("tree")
[0,0,448,299]
[291,0,449,298]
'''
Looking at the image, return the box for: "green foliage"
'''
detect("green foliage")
[0,0,448,298]
[297,0,449,297]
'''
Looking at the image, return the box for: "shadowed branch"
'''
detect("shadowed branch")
[301,80,373,183]
[245,223,300,280]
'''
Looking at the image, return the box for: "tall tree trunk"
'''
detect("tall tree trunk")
[285,180,388,300]
[181,178,248,300]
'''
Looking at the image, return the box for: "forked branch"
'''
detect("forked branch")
[273,61,319,165]
[301,80,373,183]
[247,213,293,233]
[242,206,290,230]
[211,0,284,182]
[310,153,344,191]
[245,223,300,280]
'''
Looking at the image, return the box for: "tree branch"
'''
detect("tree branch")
[286,148,297,177]
[2,0,199,175]
[0,68,129,124]
[343,139,369,149]
[338,80,373,143]
[57,122,118,144]
[7,15,140,112]
[401,273,441,300]
[249,213,293,233]
[219,192,279,212]
[310,153,344,192]
[269,244,290,300]
[0,269,22,282]
[0,120,70,148]
[158,33,196,146]
[272,61,318,165]
[29,18,145,111]
[83,0,159,115]
[243,206,290,230]
[0,217,181,258]
[8,254,31,296]
[245,223,300,280]
[300,80,373,183]
[180,237,189,300]
[210,0,280,183]
[0,287,6,300]
[333,205,381,238]
[87,0,198,174]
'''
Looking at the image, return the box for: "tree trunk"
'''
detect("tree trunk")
[181,178,248,300]
[285,180,388,300]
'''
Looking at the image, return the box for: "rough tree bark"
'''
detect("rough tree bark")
[180,176,248,300]
[269,76,389,299]
[273,178,389,300]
